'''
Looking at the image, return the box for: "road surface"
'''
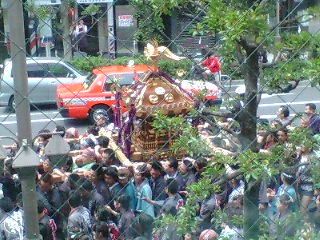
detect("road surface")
[0,80,318,142]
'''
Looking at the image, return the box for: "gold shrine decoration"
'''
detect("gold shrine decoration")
[144,40,186,67]
[133,74,194,117]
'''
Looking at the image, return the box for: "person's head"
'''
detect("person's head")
[277,106,290,119]
[65,127,79,139]
[150,161,164,179]
[184,233,194,240]
[194,158,208,174]
[95,208,112,222]
[231,194,243,208]
[37,200,47,218]
[200,128,213,137]
[37,129,52,144]
[80,149,97,166]
[79,178,94,198]
[80,138,96,149]
[206,51,215,58]
[114,195,130,211]
[94,221,109,239]
[0,197,15,213]
[87,125,99,136]
[101,148,117,165]
[299,142,313,154]
[277,129,288,143]
[97,136,110,148]
[68,190,82,209]
[42,159,52,173]
[276,194,291,213]
[75,155,86,167]
[118,168,130,186]
[271,119,283,129]
[165,179,178,196]
[3,158,16,177]
[79,20,84,25]
[91,164,105,183]
[95,114,107,127]
[104,167,118,186]
[199,229,218,240]
[229,176,241,188]
[164,158,178,175]
[305,103,317,116]
[266,132,278,144]
[300,117,309,128]
[54,125,66,138]
[68,173,81,190]
[134,164,149,184]
[201,48,207,56]
[61,156,73,172]
[39,173,53,192]
[131,212,154,238]
[281,171,295,186]
[179,158,194,175]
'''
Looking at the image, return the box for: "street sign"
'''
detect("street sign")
[118,15,134,27]
[76,0,113,3]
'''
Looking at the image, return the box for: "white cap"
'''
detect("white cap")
[235,85,246,95]
[128,60,135,67]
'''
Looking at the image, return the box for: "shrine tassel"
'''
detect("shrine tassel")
[114,92,122,129]
[124,104,136,158]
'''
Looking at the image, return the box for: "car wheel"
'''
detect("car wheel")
[8,96,16,112]
[89,105,113,125]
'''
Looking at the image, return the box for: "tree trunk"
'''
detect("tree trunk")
[244,179,261,239]
[239,49,260,239]
[239,49,259,150]
[60,1,72,61]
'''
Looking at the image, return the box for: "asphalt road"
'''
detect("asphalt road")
[0,80,318,142]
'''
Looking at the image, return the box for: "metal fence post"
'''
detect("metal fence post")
[8,0,41,239]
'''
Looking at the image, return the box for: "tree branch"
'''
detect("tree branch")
[198,111,242,152]
[212,168,242,187]
[271,79,301,94]
[201,109,234,118]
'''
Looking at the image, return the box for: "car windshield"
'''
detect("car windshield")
[83,73,97,89]
[106,72,146,86]
[65,62,86,76]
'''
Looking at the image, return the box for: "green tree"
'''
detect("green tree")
[132,0,320,238]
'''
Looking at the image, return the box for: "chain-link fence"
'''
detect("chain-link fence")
[0,0,320,239]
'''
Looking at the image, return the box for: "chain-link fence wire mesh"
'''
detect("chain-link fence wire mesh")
[0,0,320,239]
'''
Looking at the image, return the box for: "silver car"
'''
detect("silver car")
[0,57,86,110]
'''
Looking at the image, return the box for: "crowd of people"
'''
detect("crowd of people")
[0,101,319,240]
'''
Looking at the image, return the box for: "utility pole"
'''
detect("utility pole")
[8,0,41,239]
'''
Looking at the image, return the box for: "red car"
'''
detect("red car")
[57,65,221,123]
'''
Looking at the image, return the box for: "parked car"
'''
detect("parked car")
[57,64,222,123]
[0,57,86,110]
